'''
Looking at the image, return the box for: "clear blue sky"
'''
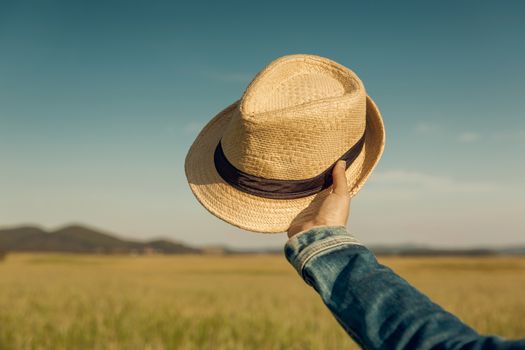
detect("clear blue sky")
[1,0,524,248]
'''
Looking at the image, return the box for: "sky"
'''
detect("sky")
[1,0,524,249]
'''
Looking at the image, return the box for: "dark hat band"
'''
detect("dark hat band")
[213,130,366,199]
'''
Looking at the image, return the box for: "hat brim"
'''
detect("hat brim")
[184,95,385,233]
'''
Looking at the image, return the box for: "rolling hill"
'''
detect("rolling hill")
[0,225,201,254]
[1,224,523,256]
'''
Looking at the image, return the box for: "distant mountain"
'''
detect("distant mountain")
[0,225,201,254]
[1,224,524,256]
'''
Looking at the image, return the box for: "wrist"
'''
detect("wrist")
[287,220,330,238]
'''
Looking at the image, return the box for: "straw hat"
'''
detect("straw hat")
[185,54,385,233]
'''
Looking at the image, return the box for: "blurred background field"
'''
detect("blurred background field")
[0,254,524,350]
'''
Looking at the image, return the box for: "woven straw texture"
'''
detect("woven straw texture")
[185,54,385,233]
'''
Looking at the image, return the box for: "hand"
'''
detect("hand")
[287,160,351,238]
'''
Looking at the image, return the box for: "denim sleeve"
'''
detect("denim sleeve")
[284,226,525,350]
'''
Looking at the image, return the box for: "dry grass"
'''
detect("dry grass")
[0,254,524,349]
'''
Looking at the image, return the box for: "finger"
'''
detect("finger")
[332,160,348,195]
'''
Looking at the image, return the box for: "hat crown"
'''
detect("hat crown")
[221,54,367,180]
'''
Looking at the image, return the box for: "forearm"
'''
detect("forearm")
[284,226,525,350]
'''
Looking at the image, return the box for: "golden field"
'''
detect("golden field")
[0,254,524,349]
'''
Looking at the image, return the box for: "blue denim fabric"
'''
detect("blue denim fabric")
[284,226,525,350]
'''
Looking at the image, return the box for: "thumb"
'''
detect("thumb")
[332,160,348,195]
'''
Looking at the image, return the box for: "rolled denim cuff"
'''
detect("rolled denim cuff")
[284,225,362,279]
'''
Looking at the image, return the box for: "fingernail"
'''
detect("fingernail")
[338,160,346,168]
